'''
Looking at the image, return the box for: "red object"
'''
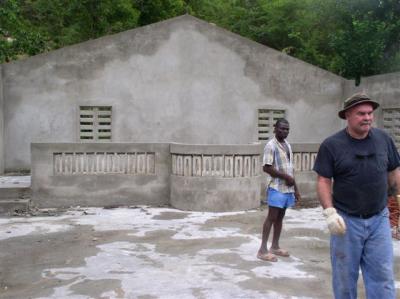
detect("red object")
[388,196,400,240]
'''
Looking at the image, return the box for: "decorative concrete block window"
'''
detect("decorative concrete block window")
[382,108,400,148]
[257,109,285,141]
[79,106,112,141]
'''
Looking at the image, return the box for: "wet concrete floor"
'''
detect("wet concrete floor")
[0,206,399,299]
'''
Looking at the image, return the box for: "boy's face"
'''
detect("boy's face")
[274,122,289,140]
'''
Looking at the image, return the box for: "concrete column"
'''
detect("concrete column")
[0,66,4,174]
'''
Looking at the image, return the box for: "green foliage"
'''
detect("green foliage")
[135,0,187,25]
[325,0,395,83]
[188,0,400,82]
[0,0,140,62]
[0,0,47,62]
[186,0,237,28]
[1,0,400,82]
[21,0,140,48]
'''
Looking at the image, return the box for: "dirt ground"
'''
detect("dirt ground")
[0,205,399,299]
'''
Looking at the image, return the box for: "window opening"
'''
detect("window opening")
[80,106,112,141]
[257,109,285,141]
[382,108,400,149]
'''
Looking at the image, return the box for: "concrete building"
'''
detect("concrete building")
[0,15,399,211]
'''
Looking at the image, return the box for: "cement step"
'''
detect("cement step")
[0,176,31,215]
[0,187,31,200]
[0,199,30,215]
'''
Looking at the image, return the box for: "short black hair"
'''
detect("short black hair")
[274,118,289,127]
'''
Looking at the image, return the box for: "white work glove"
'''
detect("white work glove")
[323,207,346,235]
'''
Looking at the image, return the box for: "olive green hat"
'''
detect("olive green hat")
[338,92,379,119]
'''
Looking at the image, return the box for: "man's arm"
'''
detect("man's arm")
[316,175,333,209]
[263,165,294,186]
[388,167,400,197]
[294,182,301,202]
[317,174,346,234]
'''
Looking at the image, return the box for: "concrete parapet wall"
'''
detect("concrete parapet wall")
[292,143,319,172]
[170,143,262,211]
[292,143,319,207]
[31,142,320,210]
[171,176,261,212]
[31,143,171,208]
[0,65,3,174]
[294,171,318,208]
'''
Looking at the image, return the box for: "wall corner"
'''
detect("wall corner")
[0,65,5,174]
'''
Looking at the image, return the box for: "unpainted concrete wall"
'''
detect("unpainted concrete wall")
[349,72,400,128]
[170,143,262,212]
[0,66,3,174]
[2,15,346,171]
[31,142,319,210]
[31,142,268,211]
[31,143,171,208]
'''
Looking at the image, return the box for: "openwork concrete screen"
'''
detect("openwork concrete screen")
[31,143,170,208]
[80,106,112,141]
[257,109,285,141]
[383,108,400,148]
[291,144,319,172]
[32,142,319,211]
[170,144,262,212]
[293,153,317,171]
[171,154,260,177]
[53,152,155,175]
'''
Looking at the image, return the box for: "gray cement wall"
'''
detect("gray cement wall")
[31,142,319,211]
[31,143,171,208]
[0,66,4,174]
[353,72,400,127]
[170,143,262,212]
[3,14,398,174]
[342,73,400,132]
[2,15,346,172]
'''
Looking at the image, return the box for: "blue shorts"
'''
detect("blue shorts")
[266,187,295,209]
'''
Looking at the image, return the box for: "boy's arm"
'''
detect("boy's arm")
[263,165,294,186]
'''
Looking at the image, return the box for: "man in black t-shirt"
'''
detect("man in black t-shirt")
[313,92,400,299]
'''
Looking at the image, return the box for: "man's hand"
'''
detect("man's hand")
[263,165,295,186]
[295,192,301,202]
[284,175,295,186]
[323,207,346,235]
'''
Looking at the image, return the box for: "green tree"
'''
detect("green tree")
[0,0,140,63]
[188,0,400,83]
[186,0,237,28]
[1,0,400,82]
[20,0,140,48]
[135,0,187,26]
[0,0,46,62]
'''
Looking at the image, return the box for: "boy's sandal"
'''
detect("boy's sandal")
[257,252,278,262]
[270,248,290,257]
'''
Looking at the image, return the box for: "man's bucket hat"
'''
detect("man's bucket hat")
[338,92,379,119]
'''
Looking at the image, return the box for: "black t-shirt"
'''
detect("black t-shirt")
[313,128,400,215]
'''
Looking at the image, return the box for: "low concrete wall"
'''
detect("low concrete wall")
[31,143,171,208]
[31,142,320,210]
[291,143,320,207]
[0,66,4,174]
[170,143,262,212]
